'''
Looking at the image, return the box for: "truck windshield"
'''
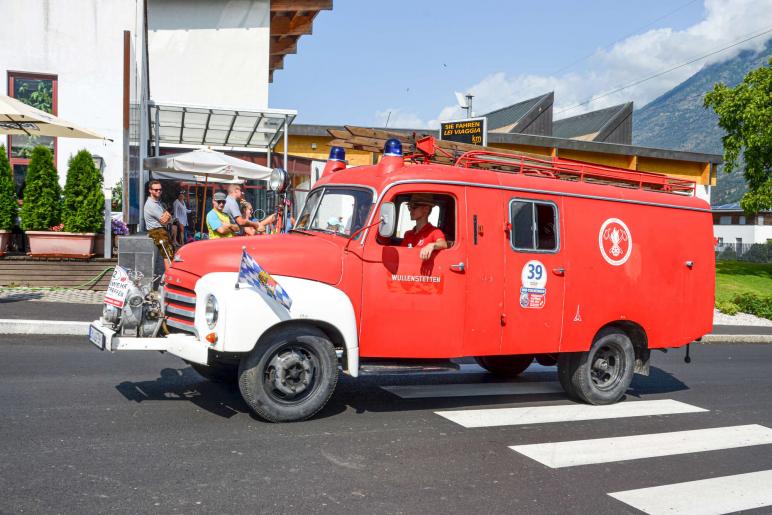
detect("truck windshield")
[295,187,373,238]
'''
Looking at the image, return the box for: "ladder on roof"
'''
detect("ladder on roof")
[328,126,696,196]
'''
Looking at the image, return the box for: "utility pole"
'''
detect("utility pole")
[465,94,474,119]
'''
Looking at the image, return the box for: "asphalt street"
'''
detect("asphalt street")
[2,337,772,514]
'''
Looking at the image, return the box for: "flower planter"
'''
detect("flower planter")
[0,230,9,257]
[26,231,96,257]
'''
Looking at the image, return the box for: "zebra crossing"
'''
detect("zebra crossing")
[380,366,772,514]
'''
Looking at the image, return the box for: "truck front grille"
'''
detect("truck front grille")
[163,284,196,335]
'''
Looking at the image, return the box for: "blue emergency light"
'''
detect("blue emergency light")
[328,146,346,161]
[383,138,402,157]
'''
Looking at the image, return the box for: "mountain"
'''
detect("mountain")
[633,39,771,206]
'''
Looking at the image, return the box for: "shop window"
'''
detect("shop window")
[386,193,456,246]
[509,199,559,252]
[7,72,58,197]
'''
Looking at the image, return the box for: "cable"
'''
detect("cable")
[555,27,772,116]
[551,0,701,76]
[0,266,115,292]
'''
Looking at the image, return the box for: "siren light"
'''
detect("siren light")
[383,138,402,157]
[328,146,346,161]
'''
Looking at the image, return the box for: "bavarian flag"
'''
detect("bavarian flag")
[237,248,292,311]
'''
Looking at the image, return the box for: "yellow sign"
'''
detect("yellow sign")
[440,118,487,146]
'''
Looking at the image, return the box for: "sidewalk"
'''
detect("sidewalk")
[0,293,770,342]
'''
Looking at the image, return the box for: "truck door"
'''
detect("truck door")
[501,196,565,355]
[359,186,467,358]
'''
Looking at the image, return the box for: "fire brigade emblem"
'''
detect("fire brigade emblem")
[599,218,632,266]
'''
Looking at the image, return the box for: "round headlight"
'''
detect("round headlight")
[205,294,219,329]
[269,168,289,193]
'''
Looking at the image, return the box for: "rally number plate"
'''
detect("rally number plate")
[88,324,106,351]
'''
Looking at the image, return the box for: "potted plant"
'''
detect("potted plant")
[20,146,65,255]
[59,149,105,255]
[0,145,18,256]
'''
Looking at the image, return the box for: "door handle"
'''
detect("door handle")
[450,262,465,273]
[552,267,565,276]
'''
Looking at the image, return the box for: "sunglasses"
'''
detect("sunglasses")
[151,188,162,192]
[407,203,429,210]
[214,200,225,205]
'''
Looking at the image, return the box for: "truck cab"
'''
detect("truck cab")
[90,135,715,422]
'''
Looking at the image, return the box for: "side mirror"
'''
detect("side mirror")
[378,202,396,238]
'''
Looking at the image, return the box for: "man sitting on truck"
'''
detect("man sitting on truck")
[207,191,240,239]
[401,193,448,261]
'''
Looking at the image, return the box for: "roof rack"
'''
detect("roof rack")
[328,126,696,196]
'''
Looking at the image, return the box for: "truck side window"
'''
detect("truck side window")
[509,199,558,252]
[386,193,456,246]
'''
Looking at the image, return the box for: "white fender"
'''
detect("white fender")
[194,272,360,377]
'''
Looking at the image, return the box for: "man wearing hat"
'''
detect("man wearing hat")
[402,193,448,260]
[207,191,241,239]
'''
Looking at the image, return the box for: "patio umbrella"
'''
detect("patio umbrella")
[0,94,106,139]
[144,148,272,233]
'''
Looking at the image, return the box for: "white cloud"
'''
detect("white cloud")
[375,0,772,128]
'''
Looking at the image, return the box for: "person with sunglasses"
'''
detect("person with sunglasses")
[206,191,240,239]
[401,193,448,261]
[144,180,174,268]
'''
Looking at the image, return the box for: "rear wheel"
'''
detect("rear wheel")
[238,325,338,423]
[474,355,533,378]
[557,328,635,405]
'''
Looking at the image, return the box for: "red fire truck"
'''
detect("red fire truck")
[89,130,714,422]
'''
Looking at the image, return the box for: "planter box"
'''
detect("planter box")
[0,230,9,257]
[26,231,96,258]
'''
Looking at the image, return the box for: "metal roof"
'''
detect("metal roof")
[553,103,633,142]
[482,92,553,133]
[149,101,296,151]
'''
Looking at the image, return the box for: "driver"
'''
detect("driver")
[401,193,448,261]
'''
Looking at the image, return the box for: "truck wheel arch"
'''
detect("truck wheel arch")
[253,319,349,369]
[597,320,650,376]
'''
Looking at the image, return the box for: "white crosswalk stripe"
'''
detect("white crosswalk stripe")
[608,469,772,515]
[382,381,563,399]
[510,424,772,468]
[435,399,707,428]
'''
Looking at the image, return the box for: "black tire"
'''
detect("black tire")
[474,355,533,377]
[189,361,238,384]
[535,354,558,367]
[238,325,338,423]
[558,328,635,405]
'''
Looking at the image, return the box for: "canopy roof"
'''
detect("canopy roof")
[143,148,272,181]
[149,101,296,151]
[0,94,106,139]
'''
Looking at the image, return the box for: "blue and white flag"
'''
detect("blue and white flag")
[237,248,292,311]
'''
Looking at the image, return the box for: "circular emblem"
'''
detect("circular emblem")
[598,218,632,266]
[520,259,547,289]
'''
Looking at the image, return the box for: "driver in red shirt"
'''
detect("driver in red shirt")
[401,193,448,261]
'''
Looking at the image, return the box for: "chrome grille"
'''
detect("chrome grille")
[162,284,196,335]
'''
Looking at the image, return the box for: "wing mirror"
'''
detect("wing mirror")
[378,202,396,237]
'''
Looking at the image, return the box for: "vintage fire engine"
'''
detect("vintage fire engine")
[89,127,714,422]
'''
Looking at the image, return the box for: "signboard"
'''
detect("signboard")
[104,266,131,308]
[439,117,487,146]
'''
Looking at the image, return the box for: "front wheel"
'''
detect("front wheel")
[558,328,635,405]
[474,355,533,377]
[238,325,338,422]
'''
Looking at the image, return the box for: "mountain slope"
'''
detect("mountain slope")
[633,39,771,205]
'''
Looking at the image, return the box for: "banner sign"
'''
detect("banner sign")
[104,266,131,308]
[439,117,487,146]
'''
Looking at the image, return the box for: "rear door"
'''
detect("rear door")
[501,195,565,355]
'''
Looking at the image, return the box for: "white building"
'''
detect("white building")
[713,202,772,250]
[1,0,330,223]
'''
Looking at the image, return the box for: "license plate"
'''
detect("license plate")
[88,325,106,350]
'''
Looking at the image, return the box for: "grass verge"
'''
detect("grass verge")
[715,261,772,319]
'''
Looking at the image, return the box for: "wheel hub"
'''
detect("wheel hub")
[269,350,312,396]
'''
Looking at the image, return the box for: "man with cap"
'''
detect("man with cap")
[207,191,240,239]
[402,193,448,260]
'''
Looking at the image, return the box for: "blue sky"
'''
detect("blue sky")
[270,0,772,127]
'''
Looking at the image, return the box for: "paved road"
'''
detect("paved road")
[2,337,772,514]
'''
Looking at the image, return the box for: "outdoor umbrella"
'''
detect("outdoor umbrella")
[0,94,106,139]
[143,148,273,233]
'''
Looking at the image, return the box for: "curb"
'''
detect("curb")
[700,334,772,344]
[0,319,89,336]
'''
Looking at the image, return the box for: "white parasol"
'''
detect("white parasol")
[0,94,107,139]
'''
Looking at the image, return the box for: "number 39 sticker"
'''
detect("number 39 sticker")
[520,260,547,309]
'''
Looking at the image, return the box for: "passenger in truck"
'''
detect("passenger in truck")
[401,193,448,260]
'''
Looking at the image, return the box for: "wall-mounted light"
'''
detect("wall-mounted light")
[92,155,105,174]
[311,143,317,150]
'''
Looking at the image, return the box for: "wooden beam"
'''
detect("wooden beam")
[269,55,285,70]
[270,0,332,12]
[271,13,315,36]
[270,36,299,55]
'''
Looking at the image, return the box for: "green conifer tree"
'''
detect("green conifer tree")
[20,146,61,231]
[63,149,104,233]
[0,146,18,230]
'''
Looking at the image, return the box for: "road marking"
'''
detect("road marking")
[382,381,564,399]
[435,399,706,428]
[608,469,772,515]
[510,424,772,468]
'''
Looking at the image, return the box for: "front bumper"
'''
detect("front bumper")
[88,319,208,365]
